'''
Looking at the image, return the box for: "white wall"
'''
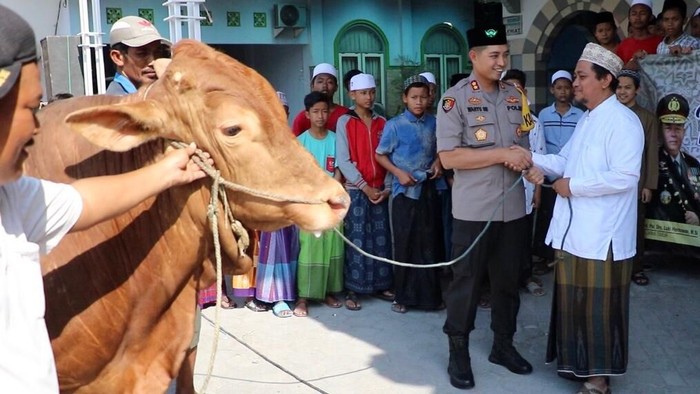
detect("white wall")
[1,0,73,40]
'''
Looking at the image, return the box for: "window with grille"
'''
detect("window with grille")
[337,23,387,110]
[422,25,468,96]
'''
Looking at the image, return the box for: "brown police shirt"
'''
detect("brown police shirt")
[436,75,529,222]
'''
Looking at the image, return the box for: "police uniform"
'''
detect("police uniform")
[436,16,532,390]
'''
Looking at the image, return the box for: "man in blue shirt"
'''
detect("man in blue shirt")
[533,70,584,269]
[106,16,170,96]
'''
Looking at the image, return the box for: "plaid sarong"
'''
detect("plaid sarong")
[546,250,633,377]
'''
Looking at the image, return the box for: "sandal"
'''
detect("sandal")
[533,262,553,276]
[324,295,342,308]
[245,299,270,312]
[576,382,610,394]
[272,301,293,318]
[220,296,237,309]
[344,292,362,311]
[375,290,395,302]
[391,301,407,314]
[526,279,546,297]
[632,271,649,286]
[478,292,491,309]
[293,299,308,317]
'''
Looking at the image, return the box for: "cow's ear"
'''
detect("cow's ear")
[64,101,170,152]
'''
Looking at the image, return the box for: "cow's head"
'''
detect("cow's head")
[63,40,348,232]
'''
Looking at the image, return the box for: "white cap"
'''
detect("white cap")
[551,70,572,84]
[276,91,288,107]
[312,63,337,80]
[349,73,376,91]
[630,0,652,10]
[579,42,623,78]
[419,72,436,84]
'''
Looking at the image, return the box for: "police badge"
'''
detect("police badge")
[475,128,488,141]
[442,97,456,112]
[660,190,672,205]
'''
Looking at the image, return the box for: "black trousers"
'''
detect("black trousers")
[533,185,556,262]
[443,217,528,337]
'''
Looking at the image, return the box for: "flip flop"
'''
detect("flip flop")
[245,299,270,312]
[632,271,649,286]
[344,292,362,311]
[293,299,308,317]
[220,296,237,309]
[526,280,545,297]
[375,290,395,302]
[391,301,407,314]
[324,295,342,308]
[272,301,293,318]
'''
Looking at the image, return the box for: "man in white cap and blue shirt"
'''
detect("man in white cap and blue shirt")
[106,16,171,96]
[292,63,349,135]
[534,70,583,269]
[523,42,644,394]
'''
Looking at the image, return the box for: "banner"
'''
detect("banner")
[638,53,700,256]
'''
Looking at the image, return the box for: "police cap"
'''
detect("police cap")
[656,93,689,124]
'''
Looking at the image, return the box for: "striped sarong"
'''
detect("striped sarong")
[297,225,344,300]
[546,250,632,377]
[255,226,299,303]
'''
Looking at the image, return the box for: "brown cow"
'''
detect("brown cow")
[26,40,348,393]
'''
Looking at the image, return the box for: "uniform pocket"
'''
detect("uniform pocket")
[464,112,496,148]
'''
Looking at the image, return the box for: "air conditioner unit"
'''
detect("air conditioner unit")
[274,4,307,29]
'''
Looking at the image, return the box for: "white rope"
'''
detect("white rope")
[332,174,525,268]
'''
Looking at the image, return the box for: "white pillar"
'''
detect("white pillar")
[77,0,94,95]
[162,0,205,44]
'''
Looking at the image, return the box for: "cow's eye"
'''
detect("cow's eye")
[222,125,242,137]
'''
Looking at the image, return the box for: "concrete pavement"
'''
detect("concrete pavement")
[186,256,700,393]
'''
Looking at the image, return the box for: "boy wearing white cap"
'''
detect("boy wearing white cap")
[534,70,583,269]
[524,42,644,394]
[616,0,663,68]
[335,73,394,311]
[0,6,207,392]
[106,16,171,95]
[539,70,583,156]
[419,71,438,112]
[291,63,349,136]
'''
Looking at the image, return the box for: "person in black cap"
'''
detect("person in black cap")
[594,11,619,53]
[0,6,208,392]
[649,93,700,226]
[436,6,533,389]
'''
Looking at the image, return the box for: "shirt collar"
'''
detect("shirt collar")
[113,72,137,94]
[403,109,424,122]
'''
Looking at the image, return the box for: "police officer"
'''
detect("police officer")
[649,93,700,226]
[436,14,533,390]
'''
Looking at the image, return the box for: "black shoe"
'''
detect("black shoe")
[488,343,533,375]
[447,336,475,389]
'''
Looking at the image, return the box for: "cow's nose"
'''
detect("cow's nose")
[328,194,350,220]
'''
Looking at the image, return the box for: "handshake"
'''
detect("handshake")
[504,146,571,197]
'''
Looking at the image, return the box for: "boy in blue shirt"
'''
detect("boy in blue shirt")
[375,75,445,314]
[534,70,583,270]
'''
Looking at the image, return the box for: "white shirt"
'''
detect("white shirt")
[0,177,82,393]
[532,95,644,261]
